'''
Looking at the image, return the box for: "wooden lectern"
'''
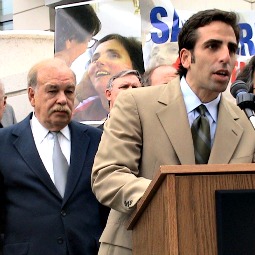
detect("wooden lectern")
[127,163,255,255]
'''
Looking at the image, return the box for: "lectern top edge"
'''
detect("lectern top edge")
[160,163,255,174]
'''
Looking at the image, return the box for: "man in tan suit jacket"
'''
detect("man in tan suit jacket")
[92,9,255,255]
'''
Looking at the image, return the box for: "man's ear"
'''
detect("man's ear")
[28,87,36,107]
[105,89,111,101]
[179,48,192,69]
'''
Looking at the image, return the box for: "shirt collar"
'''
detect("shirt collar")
[180,77,220,122]
[31,113,70,143]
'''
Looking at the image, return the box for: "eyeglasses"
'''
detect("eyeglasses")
[88,38,98,48]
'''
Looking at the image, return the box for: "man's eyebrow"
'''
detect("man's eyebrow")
[45,84,58,89]
[66,84,76,89]
[45,84,75,88]
[203,39,222,45]
[228,41,238,50]
[203,39,238,48]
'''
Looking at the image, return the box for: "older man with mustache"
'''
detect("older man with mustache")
[0,58,109,255]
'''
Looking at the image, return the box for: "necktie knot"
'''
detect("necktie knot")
[197,104,207,117]
[51,131,58,139]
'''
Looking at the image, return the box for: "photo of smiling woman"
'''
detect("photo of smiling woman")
[73,33,145,122]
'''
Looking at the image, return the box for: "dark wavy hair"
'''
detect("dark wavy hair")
[177,9,240,77]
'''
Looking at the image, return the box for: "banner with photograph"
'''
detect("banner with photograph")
[55,0,142,124]
[55,0,255,123]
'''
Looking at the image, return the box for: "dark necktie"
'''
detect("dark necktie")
[52,132,69,197]
[191,105,211,164]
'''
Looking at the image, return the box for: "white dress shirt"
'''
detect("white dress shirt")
[30,113,71,183]
[180,77,220,146]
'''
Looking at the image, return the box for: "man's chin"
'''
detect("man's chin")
[53,117,70,127]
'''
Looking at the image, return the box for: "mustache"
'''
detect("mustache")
[49,106,72,115]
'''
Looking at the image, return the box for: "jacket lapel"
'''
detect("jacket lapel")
[156,78,195,165]
[209,97,243,164]
[63,122,90,204]
[12,114,60,197]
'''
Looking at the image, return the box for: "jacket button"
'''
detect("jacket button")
[57,237,64,244]
[61,210,67,217]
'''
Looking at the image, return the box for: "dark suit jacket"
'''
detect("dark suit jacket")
[0,113,109,255]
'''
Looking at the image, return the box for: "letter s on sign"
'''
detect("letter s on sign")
[150,6,169,44]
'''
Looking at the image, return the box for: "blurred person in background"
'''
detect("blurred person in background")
[0,80,17,255]
[97,69,142,130]
[106,69,142,111]
[0,80,17,128]
[142,64,178,86]
[235,55,255,93]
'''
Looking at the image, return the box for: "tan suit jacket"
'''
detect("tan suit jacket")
[92,77,255,252]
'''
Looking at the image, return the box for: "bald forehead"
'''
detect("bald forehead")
[29,58,76,85]
[39,59,73,74]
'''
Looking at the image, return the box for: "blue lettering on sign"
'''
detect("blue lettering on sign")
[149,8,255,57]
[171,10,180,42]
[239,23,255,56]
[150,7,183,44]
[150,6,169,44]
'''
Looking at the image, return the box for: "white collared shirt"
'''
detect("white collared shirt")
[180,77,220,146]
[30,113,71,183]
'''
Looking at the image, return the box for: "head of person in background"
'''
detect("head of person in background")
[143,64,178,86]
[88,33,145,111]
[0,80,17,128]
[28,58,76,131]
[235,55,255,93]
[148,42,179,68]
[54,4,101,67]
[106,69,142,111]
[0,81,7,127]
